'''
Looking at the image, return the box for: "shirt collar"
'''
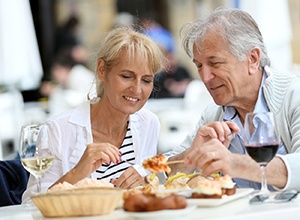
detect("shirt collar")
[253,70,269,113]
[69,100,92,132]
[67,98,138,133]
[223,70,268,127]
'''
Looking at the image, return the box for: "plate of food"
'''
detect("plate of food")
[123,205,196,219]
[187,188,253,207]
[140,155,253,208]
[122,186,194,219]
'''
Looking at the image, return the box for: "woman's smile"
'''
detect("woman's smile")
[124,96,139,102]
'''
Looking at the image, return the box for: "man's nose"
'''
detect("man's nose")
[200,65,214,83]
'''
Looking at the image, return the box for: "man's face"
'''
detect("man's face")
[192,32,251,107]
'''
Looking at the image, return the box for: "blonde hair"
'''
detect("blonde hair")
[95,26,166,97]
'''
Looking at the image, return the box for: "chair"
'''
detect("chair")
[0,160,29,206]
[183,79,214,113]
[157,110,196,153]
[0,88,24,160]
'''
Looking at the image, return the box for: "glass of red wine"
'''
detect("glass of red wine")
[244,112,280,198]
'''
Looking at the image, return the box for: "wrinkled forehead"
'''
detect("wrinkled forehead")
[192,31,228,56]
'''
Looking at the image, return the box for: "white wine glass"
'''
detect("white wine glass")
[19,124,54,193]
[244,112,280,199]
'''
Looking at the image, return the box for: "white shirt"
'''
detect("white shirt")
[22,99,160,203]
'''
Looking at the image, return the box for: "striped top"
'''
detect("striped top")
[95,124,135,182]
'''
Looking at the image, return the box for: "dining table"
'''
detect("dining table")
[1,190,300,220]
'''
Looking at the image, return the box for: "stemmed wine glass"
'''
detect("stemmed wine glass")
[19,124,54,193]
[244,112,280,198]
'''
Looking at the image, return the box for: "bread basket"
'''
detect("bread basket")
[31,187,123,217]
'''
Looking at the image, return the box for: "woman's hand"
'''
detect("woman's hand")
[69,143,121,183]
[110,166,144,189]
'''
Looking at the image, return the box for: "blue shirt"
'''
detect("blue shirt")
[223,71,287,190]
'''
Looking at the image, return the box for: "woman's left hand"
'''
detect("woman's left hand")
[110,166,144,189]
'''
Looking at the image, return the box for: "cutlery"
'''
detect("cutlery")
[274,190,299,201]
[124,132,236,166]
[249,190,299,204]
[124,159,185,165]
[124,159,135,165]
[249,194,269,204]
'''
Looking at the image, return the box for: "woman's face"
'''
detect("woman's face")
[99,51,155,115]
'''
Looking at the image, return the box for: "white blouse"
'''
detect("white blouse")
[22,100,160,203]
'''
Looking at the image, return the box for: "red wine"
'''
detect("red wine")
[245,144,279,164]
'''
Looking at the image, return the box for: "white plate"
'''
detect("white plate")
[187,188,253,207]
[123,205,196,219]
[155,185,192,197]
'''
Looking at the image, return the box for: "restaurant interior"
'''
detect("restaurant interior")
[1,0,299,161]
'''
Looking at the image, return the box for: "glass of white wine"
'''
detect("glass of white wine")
[19,124,54,193]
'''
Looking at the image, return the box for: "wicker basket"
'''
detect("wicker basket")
[31,187,123,217]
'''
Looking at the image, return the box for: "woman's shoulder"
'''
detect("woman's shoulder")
[47,101,90,125]
[131,108,159,123]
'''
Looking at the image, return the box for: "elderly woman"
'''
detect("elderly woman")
[22,26,166,203]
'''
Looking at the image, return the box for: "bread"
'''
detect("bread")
[143,173,160,191]
[123,192,187,212]
[48,179,114,192]
[186,174,209,189]
[164,172,191,189]
[190,180,223,199]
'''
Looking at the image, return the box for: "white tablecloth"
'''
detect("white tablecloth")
[1,193,300,220]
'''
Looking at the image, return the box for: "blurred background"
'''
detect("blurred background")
[1,0,300,160]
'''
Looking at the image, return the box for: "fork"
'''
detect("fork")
[249,190,299,204]
[124,159,185,166]
[124,133,235,166]
[124,159,135,165]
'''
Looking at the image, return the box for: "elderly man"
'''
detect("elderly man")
[166,7,300,191]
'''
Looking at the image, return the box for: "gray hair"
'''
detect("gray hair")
[95,26,166,97]
[181,7,270,68]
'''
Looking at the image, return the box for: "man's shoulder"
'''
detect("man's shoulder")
[201,103,223,121]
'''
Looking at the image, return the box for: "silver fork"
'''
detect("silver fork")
[124,159,135,165]
[228,132,236,140]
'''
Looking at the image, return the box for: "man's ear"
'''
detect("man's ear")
[97,59,105,81]
[248,47,260,75]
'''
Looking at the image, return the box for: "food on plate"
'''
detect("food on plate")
[187,173,237,198]
[186,173,211,188]
[48,178,114,192]
[142,154,171,174]
[191,180,223,199]
[164,172,193,189]
[143,173,160,191]
[214,175,236,196]
[123,192,187,212]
